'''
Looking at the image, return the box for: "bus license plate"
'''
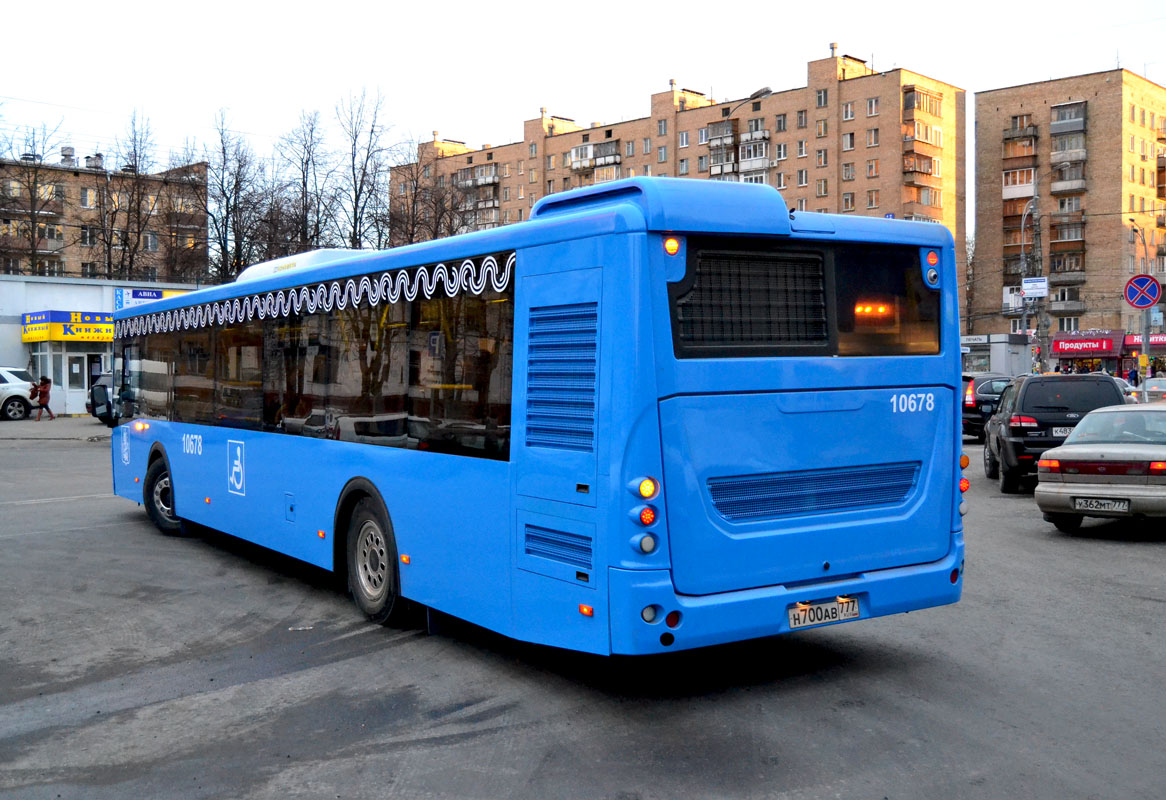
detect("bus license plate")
[1053,426,1073,437]
[788,597,860,630]
[1074,497,1130,513]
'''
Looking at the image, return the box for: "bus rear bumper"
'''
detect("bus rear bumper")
[608,542,964,655]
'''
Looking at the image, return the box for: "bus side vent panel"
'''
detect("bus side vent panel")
[525,302,598,452]
[707,462,920,522]
[524,524,593,570]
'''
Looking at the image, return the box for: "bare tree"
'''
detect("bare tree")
[158,140,210,285]
[0,123,67,275]
[387,139,476,248]
[206,111,264,282]
[336,91,388,249]
[279,111,339,253]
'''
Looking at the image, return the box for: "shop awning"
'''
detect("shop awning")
[21,311,113,343]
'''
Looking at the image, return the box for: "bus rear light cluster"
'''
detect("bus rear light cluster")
[638,506,657,526]
[958,452,970,513]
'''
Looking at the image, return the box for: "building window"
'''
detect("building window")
[80,225,99,246]
[529,142,537,157]
[1003,168,1034,188]
[678,158,689,175]
[1053,224,1084,241]
[547,179,554,194]
[80,187,96,209]
[144,231,159,252]
[775,114,786,132]
[658,119,667,136]
[1004,138,1035,157]
[815,119,827,138]
[842,162,855,181]
[796,198,807,211]
[1058,317,1080,332]
[503,187,510,202]
[774,143,787,161]
[816,149,828,167]
[797,110,807,128]
[797,169,808,187]
[866,128,879,147]
[657,146,667,163]
[698,154,708,172]
[742,171,766,184]
[842,192,855,211]
[797,140,807,158]
[529,169,537,184]
[867,159,879,178]
[642,138,650,155]
[626,141,635,157]
[81,262,99,278]
[842,102,854,121]
[842,132,854,151]
[678,131,689,147]
[866,189,879,208]
[867,97,879,116]
[815,178,828,197]
[546,155,555,170]
[775,172,786,189]
[747,118,764,133]
[698,128,709,144]
[816,89,828,107]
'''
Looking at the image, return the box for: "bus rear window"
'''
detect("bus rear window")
[669,237,939,358]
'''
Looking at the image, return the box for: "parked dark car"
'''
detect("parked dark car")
[85,372,112,418]
[983,374,1125,493]
[962,372,1011,442]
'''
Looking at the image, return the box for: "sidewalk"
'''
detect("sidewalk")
[0,415,112,441]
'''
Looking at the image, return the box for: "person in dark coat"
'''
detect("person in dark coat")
[30,376,56,421]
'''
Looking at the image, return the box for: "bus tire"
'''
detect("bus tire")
[347,498,402,625]
[144,458,183,535]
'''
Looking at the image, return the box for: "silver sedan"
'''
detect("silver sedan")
[1034,404,1166,532]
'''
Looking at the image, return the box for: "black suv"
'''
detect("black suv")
[983,374,1125,493]
[962,372,1011,442]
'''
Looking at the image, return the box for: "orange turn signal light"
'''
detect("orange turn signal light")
[317,530,326,539]
[579,604,594,617]
[133,421,150,432]
[638,477,658,499]
[663,237,680,256]
[400,554,411,564]
[960,454,970,469]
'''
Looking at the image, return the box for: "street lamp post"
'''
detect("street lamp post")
[1020,198,1037,368]
[1130,217,1153,402]
[728,87,773,116]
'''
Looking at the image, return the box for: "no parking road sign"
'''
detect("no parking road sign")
[1124,274,1161,309]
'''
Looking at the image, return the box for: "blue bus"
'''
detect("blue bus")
[105,177,967,655]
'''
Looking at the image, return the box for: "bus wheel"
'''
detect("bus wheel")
[144,459,183,535]
[347,498,401,625]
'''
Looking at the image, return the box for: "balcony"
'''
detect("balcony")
[739,129,769,143]
[570,158,594,172]
[594,153,621,167]
[738,156,769,172]
[902,169,942,189]
[1002,154,1038,170]
[1003,124,1037,140]
[1157,214,1165,229]
[475,175,499,186]
[709,162,738,176]
[1049,299,1087,314]
[476,198,500,209]
[1003,183,1036,200]
[166,211,203,228]
[0,198,64,216]
[1051,178,1087,194]
[454,177,474,189]
[707,121,737,149]
[1050,148,1086,165]
[1049,117,1086,135]
[1049,270,1086,286]
[1051,210,1085,225]
[902,136,942,159]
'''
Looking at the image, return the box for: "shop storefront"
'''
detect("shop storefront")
[1049,330,1122,374]
[21,311,113,415]
[1121,333,1166,378]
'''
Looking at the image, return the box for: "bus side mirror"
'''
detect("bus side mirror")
[92,384,116,427]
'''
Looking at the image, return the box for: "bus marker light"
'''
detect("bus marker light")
[665,610,682,628]
[641,605,658,623]
[133,421,150,432]
[959,477,970,493]
[926,250,939,267]
[134,477,140,483]
[205,497,211,504]
[317,530,326,539]
[579,604,594,617]
[400,554,411,564]
[639,534,657,554]
[663,237,681,256]
[639,506,656,526]
[950,568,960,584]
[959,501,968,516]
[638,477,658,499]
[960,453,970,469]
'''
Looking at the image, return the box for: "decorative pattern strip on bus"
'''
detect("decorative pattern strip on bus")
[114,251,516,338]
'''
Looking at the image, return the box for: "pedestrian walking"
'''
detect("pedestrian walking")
[30,376,56,421]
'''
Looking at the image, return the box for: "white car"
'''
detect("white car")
[0,366,37,421]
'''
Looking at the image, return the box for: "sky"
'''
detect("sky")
[2,0,1164,236]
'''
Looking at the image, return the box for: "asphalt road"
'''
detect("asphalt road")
[0,422,1162,799]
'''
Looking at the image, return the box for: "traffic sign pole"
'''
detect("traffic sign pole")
[1124,275,1161,403]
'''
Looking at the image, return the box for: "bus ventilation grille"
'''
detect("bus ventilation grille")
[707,462,920,521]
[524,524,593,569]
[525,302,598,452]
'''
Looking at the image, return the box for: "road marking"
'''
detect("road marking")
[0,493,116,507]
[0,521,128,540]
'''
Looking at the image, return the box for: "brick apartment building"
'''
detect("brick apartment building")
[1,148,208,283]
[390,49,965,266]
[970,70,1166,367]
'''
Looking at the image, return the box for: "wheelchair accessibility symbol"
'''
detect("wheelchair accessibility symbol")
[227,440,246,496]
